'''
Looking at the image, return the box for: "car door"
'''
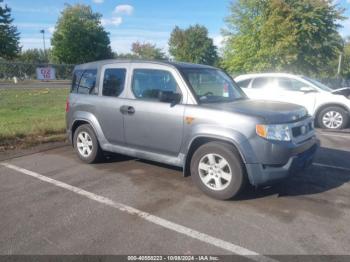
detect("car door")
[94,63,129,145]
[273,77,317,114]
[122,64,186,156]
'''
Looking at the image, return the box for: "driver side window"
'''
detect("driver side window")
[132,69,180,100]
[277,77,313,92]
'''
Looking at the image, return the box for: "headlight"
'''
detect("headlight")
[256,124,291,141]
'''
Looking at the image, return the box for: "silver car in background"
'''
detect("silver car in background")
[66,60,319,200]
[235,73,350,129]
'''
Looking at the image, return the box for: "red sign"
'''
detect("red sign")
[36,67,56,80]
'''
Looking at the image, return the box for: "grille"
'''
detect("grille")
[292,122,313,138]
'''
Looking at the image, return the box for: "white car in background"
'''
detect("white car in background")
[235,73,350,130]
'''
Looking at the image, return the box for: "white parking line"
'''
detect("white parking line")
[313,163,350,172]
[317,132,350,139]
[1,162,276,262]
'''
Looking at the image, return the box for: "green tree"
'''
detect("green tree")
[131,41,166,60]
[0,0,20,60]
[18,48,51,64]
[51,4,112,64]
[169,25,218,65]
[341,38,350,79]
[222,0,345,76]
[113,52,137,59]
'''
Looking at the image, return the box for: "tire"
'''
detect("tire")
[317,106,349,130]
[190,142,246,200]
[73,124,103,164]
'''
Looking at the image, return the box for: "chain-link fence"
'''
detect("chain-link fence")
[0,60,73,92]
[0,61,74,81]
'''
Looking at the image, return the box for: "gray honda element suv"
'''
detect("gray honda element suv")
[66,60,319,200]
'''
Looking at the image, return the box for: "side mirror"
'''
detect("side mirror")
[300,87,317,93]
[159,91,182,105]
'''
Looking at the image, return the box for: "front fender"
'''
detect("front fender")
[184,124,258,164]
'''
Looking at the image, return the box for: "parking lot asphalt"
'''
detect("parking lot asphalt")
[0,131,350,258]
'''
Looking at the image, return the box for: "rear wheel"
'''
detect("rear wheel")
[73,124,103,163]
[317,106,348,130]
[190,142,246,200]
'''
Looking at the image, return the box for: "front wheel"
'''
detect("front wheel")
[317,106,349,130]
[190,142,246,200]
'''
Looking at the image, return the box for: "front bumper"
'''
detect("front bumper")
[245,136,320,186]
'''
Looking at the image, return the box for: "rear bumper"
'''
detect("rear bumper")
[66,129,73,145]
[245,137,320,186]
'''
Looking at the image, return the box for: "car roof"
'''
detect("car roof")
[234,73,303,81]
[74,59,216,71]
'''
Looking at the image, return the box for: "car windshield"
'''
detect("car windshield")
[180,68,246,103]
[301,76,333,92]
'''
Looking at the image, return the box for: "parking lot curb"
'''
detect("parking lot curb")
[0,141,68,162]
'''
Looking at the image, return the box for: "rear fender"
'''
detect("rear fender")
[71,111,108,147]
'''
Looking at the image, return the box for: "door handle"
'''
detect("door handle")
[127,106,135,114]
[120,105,135,115]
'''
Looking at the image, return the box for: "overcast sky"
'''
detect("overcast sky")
[3,0,350,54]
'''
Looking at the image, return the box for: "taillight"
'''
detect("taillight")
[65,97,69,112]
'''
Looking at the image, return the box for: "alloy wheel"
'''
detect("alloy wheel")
[322,111,343,129]
[198,153,232,191]
[76,131,93,157]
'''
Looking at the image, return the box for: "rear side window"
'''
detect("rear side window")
[236,78,251,88]
[79,70,97,94]
[71,69,97,94]
[102,68,126,97]
[251,77,270,89]
[71,70,83,93]
[132,69,178,100]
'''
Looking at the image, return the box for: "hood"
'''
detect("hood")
[331,87,350,99]
[204,99,308,124]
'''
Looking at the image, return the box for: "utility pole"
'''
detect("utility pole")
[40,29,47,63]
[337,52,343,76]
